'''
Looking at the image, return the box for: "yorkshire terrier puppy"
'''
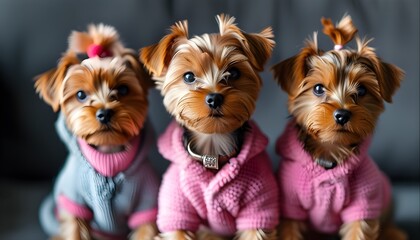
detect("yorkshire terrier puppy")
[140,14,279,240]
[36,24,159,240]
[272,15,406,240]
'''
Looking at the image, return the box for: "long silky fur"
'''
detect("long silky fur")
[157,230,195,240]
[278,219,306,240]
[57,213,91,240]
[129,223,158,240]
[339,220,379,240]
[234,229,277,240]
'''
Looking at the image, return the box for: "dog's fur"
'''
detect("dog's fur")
[140,14,276,240]
[272,15,406,240]
[35,24,157,240]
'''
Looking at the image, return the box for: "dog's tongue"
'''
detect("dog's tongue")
[78,136,140,177]
[95,145,125,153]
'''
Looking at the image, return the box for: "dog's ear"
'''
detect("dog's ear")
[217,14,275,72]
[122,51,155,90]
[241,28,275,72]
[139,21,189,77]
[357,38,404,103]
[34,52,80,112]
[375,61,404,102]
[272,34,319,96]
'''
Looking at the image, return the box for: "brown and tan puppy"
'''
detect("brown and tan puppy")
[36,24,158,240]
[140,14,278,240]
[272,15,407,240]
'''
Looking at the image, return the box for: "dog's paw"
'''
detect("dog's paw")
[234,229,277,240]
[157,230,195,240]
[130,223,158,240]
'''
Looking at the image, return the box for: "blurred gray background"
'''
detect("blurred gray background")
[0,0,418,239]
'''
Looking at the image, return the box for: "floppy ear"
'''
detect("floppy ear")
[374,60,404,102]
[271,34,319,96]
[34,53,80,112]
[139,21,189,77]
[357,38,404,102]
[122,51,154,90]
[217,13,275,72]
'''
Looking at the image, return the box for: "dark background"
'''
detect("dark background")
[0,0,418,239]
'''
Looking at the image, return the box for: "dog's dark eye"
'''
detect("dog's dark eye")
[313,84,325,96]
[76,90,87,102]
[227,67,240,80]
[183,72,196,84]
[117,85,129,96]
[357,85,367,96]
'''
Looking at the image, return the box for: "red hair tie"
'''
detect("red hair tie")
[87,44,112,58]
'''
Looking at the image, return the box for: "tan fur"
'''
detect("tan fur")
[35,24,155,239]
[278,219,306,240]
[157,230,195,240]
[340,220,380,240]
[234,229,277,240]
[129,223,158,240]
[54,212,91,240]
[321,14,358,46]
[140,14,275,239]
[272,15,406,239]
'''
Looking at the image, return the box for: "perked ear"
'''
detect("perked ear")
[217,14,275,72]
[241,28,275,72]
[139,21,189,77]
[357,38,404,102]
[271,33,319,96]
[34,52,80,112]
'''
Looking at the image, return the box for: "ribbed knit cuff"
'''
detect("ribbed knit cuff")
[57,194,93,220]
[236,217,279,231]
[128,208,158,229]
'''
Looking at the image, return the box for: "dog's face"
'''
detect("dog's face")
[35,53,150,146]
[140,14,274,134]
[273,38,404,146]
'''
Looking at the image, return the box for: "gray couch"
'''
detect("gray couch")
[1,0,418,239]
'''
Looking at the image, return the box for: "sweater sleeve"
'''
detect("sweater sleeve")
[54,155,93,220]
[235,153,280,230]
[341,157,391,223]
[278,159,308,220]
[157,164,202,233]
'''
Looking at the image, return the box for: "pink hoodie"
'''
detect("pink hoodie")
[276,121,391,233]
[157,121,279,236]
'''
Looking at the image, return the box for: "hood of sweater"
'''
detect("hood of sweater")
[276,120,372,176]
[55,112,154,177]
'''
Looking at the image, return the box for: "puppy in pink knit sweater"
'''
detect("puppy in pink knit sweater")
[272,15,406,240]
[140,14,279,240]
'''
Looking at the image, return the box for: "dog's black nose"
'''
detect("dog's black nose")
[206,93,224,109]
[334,109,351,125]
[96,109,114,124]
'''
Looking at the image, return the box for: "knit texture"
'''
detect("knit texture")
[39,113,159,239]
[157,120,279,236]
[77,136,140,177]
[276,120,391,233]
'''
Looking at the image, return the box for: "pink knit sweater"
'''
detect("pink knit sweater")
[276,121,391,233]
[157,121,279,236]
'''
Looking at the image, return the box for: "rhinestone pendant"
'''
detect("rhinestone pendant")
[201,155,219,169]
